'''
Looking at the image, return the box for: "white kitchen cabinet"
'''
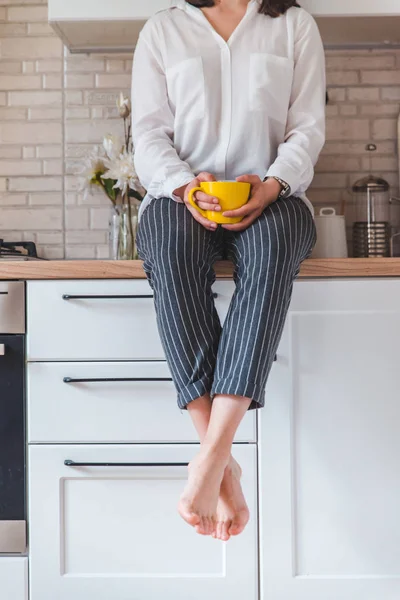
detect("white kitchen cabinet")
[29,444,258,600]
[27,280,234,361]
[259,279,400,600]
[301,0,400,16]
[0,558,28,600]
[302,0,400,47]
[48,0,172,53]
[49,0,400,53]
[27,360,256,443]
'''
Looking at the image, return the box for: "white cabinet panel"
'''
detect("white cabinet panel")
[27,361,256,443]
[49,0,171,20]
[49,0,173,52]
[0,558,28,600]
[29,444,258,600]
[259,279,400,600]
[302,0,400,16]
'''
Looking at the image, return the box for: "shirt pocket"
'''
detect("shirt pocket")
[249,53,294,123]
[166,56,205,125]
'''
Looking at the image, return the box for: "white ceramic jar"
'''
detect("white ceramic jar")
[311,207,348,259]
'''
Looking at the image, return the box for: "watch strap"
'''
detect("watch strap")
[264,176,291,199]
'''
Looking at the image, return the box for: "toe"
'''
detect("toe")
[221,521,231,542]
[229,520,244,536]
[210,517,217,536]
[229,509,249,536]
[216,521,222,540]
[205,517,213,536]
[178,502,201,528]
[201,517,209,535]
[195,517,207,535]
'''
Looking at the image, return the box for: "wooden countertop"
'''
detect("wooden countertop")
[1,258,400,279]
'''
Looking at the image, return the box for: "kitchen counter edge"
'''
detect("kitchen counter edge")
[1,259,400,280]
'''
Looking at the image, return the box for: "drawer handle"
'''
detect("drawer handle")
[62,294,154,300]
[63,293,215,301]
[63,377,173,383]
[0,292,8,295]
[65,460,189,468]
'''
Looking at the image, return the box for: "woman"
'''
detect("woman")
[131,0,325,542]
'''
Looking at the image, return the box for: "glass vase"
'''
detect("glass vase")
[108,197,139,260]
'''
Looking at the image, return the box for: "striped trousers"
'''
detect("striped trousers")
[136,196,316,410]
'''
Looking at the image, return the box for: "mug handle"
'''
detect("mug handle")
[187,187,207,218]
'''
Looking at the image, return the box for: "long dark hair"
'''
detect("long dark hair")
[185,0,300,17]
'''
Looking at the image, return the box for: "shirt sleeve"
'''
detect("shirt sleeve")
[266,10,326,195]
[131,27,195,201]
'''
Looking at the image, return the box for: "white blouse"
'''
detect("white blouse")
[131,0,326,217]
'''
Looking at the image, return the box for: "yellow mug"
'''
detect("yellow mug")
[187,181,251,224]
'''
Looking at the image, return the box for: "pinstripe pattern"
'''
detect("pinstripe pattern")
[136,197,316,409]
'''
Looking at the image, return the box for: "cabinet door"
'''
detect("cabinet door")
[29,444,258,600]
[0,558,28,600]
[259,279,400,600]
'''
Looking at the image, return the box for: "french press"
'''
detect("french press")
[352,175,391,257]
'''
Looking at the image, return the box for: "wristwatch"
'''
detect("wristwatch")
[264,176,291,199]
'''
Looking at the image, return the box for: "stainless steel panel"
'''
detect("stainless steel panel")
[0,521,26,553]
[0,282,25,333]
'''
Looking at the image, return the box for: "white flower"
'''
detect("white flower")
[102,149,141,198]
[103,134,123,161]
[78,146,107,198]
[117,92,131,119]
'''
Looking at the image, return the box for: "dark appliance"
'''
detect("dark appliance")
[0,281,26,553]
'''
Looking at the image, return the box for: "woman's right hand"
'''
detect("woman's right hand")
[174,172,221,231]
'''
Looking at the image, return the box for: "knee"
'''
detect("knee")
[149,230,201,286]
[258,204,312,269]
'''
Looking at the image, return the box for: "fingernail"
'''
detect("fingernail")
[213,198,219,203]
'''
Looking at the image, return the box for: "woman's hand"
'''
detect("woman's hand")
[174,172,221,231]
[221,175,282,232]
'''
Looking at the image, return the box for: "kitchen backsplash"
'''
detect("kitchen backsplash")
[0,1,399,258]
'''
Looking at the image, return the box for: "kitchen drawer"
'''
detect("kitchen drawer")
[0,281,24,334]
[29,444,258,600]
[27,280,235,361]
[27,361,256,443]
[27,280,163,361]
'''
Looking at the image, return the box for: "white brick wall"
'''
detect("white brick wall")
[0,2,399,258]
[312,49,400,248]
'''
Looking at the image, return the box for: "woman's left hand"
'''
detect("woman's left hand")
[221,175,282,232]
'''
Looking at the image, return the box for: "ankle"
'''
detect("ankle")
[201,441,231,465]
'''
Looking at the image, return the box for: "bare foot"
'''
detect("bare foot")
[178,448,229,536]
[212,457,250,542]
